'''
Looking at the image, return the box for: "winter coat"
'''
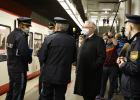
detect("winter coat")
[74,34,106,96]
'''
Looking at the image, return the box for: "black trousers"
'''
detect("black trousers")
[83,95,96,100]
[39,62,44,100]
[100,67,118,98]
[124,96,140,100]
[39,62,43,95]
[114,69,122,90]
[39,82,67,100]
[5,72,27,100]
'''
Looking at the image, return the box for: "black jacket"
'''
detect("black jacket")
[6,28,32,72]
[38,31,76,84]
[120,32,140,98]
[74,34,106,96]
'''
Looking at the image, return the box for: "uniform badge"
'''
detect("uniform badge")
[130,51,138,61]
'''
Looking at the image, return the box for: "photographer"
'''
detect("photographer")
[97,32,119,100]
[119,26,130,57]
[114,33,125,94]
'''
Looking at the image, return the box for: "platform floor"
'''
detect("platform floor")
[0,67,124,100]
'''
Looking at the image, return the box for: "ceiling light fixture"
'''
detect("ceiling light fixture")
[59,2,69,9]
[112,12,119,14]
[91,16,98,18]
[57,0,83,29]
[90,12,98,14]
[66,10,73,15]
[100,16,107,18]
[57,0,64,1]
[102,9,111,10]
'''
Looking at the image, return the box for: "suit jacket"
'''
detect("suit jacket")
[74,34,106,96]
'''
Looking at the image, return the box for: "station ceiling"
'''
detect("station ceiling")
[82,0,120,19]
[14,0,86,28]
[14,0,120,30]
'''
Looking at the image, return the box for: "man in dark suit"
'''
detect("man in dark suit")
[38,17,77,100]
[74,21,106,100]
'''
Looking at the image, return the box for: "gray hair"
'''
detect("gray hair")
[85,20,96,29]
[56,23,69,31]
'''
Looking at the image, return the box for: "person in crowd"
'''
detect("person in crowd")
[114,33,125,94]
[74,20,106,100]
[0,37,5,49]
[38,17,76,100]
[38,22,55,100]
[38,22,55,69]
[102,32,108,42]
[103,18,106,26]
[38,23,55,99]
[48,23,55,35]
[34,40,40,55]
[96,32,119,100]
[73,35,84,67]
[115,33,125,56]
[117,14,140,100]
[78,35,84,47]
[6,17,32,100]
[119,43,130,57]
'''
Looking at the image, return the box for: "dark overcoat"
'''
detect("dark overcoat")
[74,34,106,96]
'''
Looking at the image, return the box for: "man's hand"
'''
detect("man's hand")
[117,57,125,67]
[117,57,121,65]
[108,31,113,37]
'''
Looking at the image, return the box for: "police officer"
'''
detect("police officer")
[38,23,55,98]
[48,23,55,35]
[6,17,32,100]
[38,17,76,100]
[117,14,140,100]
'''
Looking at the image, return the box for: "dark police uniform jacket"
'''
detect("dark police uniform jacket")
[6,28,32,72]
[38,31,76,84]
[120,32,140,98]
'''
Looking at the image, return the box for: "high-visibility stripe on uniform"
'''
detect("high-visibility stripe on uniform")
[17,73,25,100]
[41,82,44,94]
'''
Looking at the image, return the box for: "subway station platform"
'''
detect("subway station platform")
[0,67,124,100]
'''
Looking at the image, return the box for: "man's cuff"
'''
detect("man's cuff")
[120,62,127,69]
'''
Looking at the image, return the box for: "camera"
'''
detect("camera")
[121,27,128,43]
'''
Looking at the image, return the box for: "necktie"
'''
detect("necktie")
[86,36,89,39]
